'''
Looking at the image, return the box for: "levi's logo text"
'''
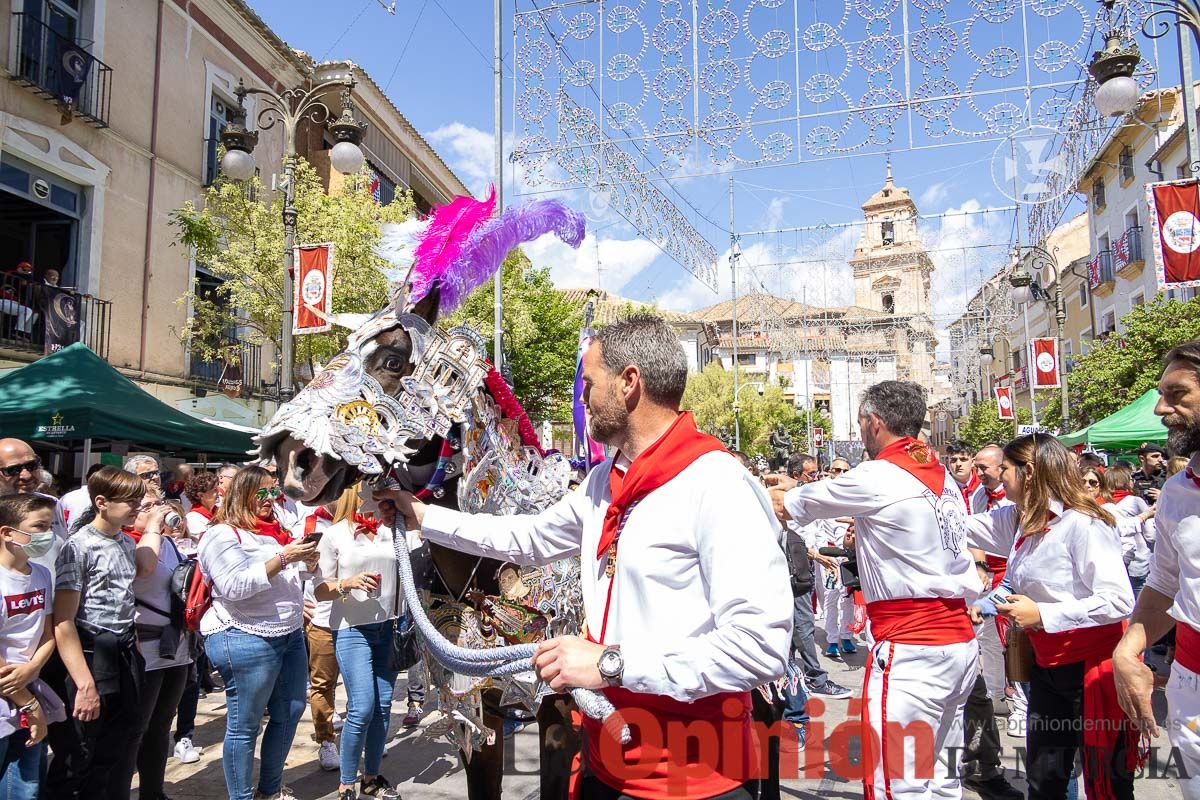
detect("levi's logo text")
[6,590,45,616]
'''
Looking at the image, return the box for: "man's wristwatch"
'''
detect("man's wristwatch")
[597,645,624,686]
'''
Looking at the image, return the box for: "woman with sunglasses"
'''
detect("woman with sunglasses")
[966,434,1136,800]
[1079,466,1106,503]
[198,467,318,800]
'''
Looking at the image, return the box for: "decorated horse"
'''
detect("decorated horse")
[255,191,607,799]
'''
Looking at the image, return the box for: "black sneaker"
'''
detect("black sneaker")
[810,680,853,699]
[962,772,1023,800]
[360,775,400,800]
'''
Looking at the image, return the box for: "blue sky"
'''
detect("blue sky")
[247,1,1179,334]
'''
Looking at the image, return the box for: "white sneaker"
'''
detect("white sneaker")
[253,788,298,800]
[173,737,201,764]
[331,711,344,732]
[318,740,339,771]
[1006,712,1026,739]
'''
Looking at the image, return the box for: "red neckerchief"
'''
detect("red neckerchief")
[956,472,981,512]
[1014,510,1059,551]
[254,515,291,546]
[353,512,380,537]
[985,485,1006,509]
[875,437,947,496]
[594,412,727,644]
[1109,489,1132,503]
[304,506,332,536]
[191,505,214,521]
[1187,467,1200,489]
[122,525,140,543]
[596,412,726,562]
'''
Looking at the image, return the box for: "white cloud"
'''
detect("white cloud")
[426,122,494,195]
[522,231,662,293]
[919,181,951,209]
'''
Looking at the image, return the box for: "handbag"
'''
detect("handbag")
[387,570,420,673]
[1006,625,1035,683]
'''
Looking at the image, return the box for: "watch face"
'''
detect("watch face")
[599,649,621,677]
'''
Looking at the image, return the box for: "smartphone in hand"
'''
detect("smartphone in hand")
[302,531,324,546]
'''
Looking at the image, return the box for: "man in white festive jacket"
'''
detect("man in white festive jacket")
[766,380,980,800]
[1114,340,1200,799]
[396,314,793,800]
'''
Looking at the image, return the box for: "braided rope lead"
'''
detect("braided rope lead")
[391,529,631,744]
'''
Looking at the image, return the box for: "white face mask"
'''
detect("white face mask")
[12,529,54,558]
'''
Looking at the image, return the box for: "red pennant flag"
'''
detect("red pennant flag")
[1031,338,1060,389]
[995,386,1015,420]
[293,243,335,335]
[1149,180,1200,289]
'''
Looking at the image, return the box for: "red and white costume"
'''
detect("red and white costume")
[420,413,792,798]
[783,438,979,799]
[1145,460,1200,798]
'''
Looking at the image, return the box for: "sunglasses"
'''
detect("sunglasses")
[0,459,40,478]
[137,470,161,479]
[1083,478,1100,487]
[830,467,848,474]
[255,487,283,501]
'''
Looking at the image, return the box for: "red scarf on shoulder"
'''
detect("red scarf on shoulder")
[595,412,728,563]
[1109,489,1132,504]
[254,515,291,546]
[875,437,947,495]
[190,505,214,521]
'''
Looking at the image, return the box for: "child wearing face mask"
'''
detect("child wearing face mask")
[0,493,66,800]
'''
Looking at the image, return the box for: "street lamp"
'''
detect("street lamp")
[732,381,764,451]
[1008,245,1071,432]
[979,346,994,368]
[219,77,367,398]
[1089,28,1142,117]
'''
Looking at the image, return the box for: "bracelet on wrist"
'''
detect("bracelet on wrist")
[336,579,348,602]
[278,550,288,569]
[18,698,38,714]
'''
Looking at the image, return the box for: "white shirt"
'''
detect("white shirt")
[53,486,91,539]
[1145,459,1200,630]
[0,562,51,665]
[197,523,304,637]
[185,510,212,538]
[966,501,1134,633]
[421,451,792,703]
[317,519,399,630]
[1104,495,1153,577]
[970,483,1013,516]
[783,459,979,604]
[301,510,336,630]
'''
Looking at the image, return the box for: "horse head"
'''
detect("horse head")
[254,194,586,507]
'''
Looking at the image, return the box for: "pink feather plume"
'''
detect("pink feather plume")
[409,186,497,305]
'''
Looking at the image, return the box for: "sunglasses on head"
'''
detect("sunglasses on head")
[0,459,40,478]
[255,487,283,501]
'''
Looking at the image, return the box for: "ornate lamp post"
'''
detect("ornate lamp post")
[219,77,367,398]
[1008,245,1071,432]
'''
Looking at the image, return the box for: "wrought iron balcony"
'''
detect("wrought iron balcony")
[189,335,264,396]
[1088,250,1116,297]
[10,13,112,128]
[0,272,111,358]
[1113,226,1145,279]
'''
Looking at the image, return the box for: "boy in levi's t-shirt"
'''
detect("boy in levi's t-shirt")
[0,493,62,799]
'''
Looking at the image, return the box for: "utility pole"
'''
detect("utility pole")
[729,176,741,450]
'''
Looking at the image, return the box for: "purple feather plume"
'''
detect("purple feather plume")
[435,199,587,313]
[409,187,497,305]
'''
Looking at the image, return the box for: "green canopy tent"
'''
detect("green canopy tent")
[1059,388,1167,451]
[0,343,254,457]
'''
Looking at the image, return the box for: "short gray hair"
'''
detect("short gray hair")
[595,313,689,406]
[859,380,928,438]
[123,454,158,473]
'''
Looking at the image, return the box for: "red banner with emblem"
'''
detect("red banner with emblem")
[1031,337,1060,389]
[293,243,334,335]
[995,386,1015,420]
[1148,180,1200,289]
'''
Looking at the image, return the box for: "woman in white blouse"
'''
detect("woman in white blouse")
[313,485,401,800]
[966,434,1136,800]
[197,466,318,800]
[1101,463,1156,596]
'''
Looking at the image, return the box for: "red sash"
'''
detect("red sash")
[865,598,975,645]
[1027,623,1146,799]
[985,486,1006,509]
[1176,622,1200,674]
[579,679,752,800]
[985,554,1008,589]
[874,437,947,496]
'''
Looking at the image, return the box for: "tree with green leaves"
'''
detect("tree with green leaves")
[446,254,582,422]
[681,363,833,458]
[170,158,412,381]
[958,399,1033,450]
[1058,295,1200,429]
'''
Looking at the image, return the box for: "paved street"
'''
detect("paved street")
[142,643,1188,799]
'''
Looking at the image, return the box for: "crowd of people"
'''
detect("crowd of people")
[0,316,1199,800]
[0,441,423,800]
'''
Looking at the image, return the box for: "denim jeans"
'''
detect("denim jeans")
[780,659,809,725]
[791,593,829,690]
[206,628,308,800]
[333,621,399,785]
[0,730,43,800]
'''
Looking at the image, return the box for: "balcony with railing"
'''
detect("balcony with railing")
[1113,225,1145,280]
[10,13,112,128]
[189,335,264,396]
[0,272,111,358]
[1087,250,1116,297]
